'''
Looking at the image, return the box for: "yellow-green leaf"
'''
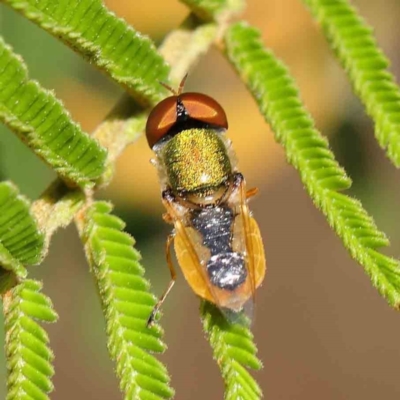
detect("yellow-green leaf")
[224,22,400,309]
[0,181,44,274]
[3,279,58,400]
[76,202,174,399]
[0,38,107,188]
[3,0,170,106]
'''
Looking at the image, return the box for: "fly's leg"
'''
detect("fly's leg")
[147,233,176,327]
[162,213,173,224]
[233,172,259,200]
[159,73,188,96]
[246,187,259,199]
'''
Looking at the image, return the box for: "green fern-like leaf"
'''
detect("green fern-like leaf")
[303,0,400,167]
[180,0,245,20]
[76,201,173,399]
[0,38,107,188]
[201,302,262,400]
[2,279,58,399]
[4,0,170,106]
[224,22,400,307]
[0,182,44,277]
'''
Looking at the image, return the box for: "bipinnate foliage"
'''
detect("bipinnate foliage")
[2,0,170,106]
[303,0,400,168]
[3,279,58,399]
[0,182,44,278]
[77,202,173,399]
[1,0,400,399]
[0,38,107,188]
[201,302,262,400]
[224,22,400,308]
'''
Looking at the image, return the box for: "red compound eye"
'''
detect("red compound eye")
[145,92,228,149]
[146,96,179,149]
[180,92,228,129]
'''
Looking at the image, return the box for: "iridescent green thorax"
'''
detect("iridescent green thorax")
[162,128,232,201]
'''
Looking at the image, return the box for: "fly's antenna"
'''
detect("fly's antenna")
[159,81,177,95]
[158,73,188,96]
[177,73,188,95]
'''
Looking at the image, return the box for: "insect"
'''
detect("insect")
[146,75,266,325]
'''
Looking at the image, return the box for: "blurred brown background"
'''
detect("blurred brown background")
[1,0,400,398]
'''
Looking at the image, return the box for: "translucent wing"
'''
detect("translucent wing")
[228,176,266,320]
[163,199,215,303]
[164,177,266,323]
